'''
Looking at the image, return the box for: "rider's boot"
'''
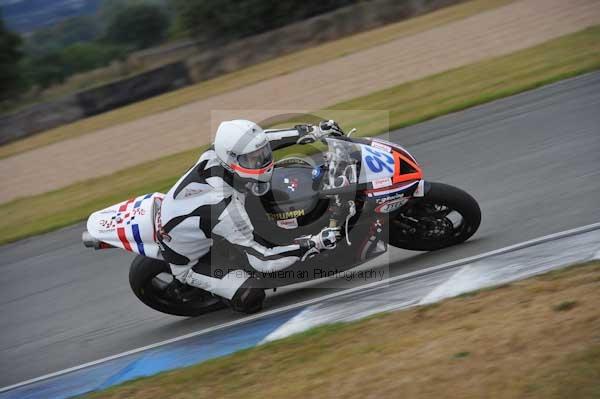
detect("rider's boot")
[171,264,260,311]
[229,284,266,314]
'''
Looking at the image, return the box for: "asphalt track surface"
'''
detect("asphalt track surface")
[1,72,600,387]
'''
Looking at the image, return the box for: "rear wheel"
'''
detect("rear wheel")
[129,256,226,317]
[389,182,481,251]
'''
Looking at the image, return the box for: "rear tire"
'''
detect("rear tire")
[129,256,226,317]
[389,182,481,251]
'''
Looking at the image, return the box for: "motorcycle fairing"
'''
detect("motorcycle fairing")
[355,138,423,205]
[366,180,420,199]
[365,138,423,184]
[331,137,422,189]
[86,192,164,259]
[256,138,425,235]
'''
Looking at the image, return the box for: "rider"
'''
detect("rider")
[157,119,344,313]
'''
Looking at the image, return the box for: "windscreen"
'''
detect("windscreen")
[325,137,361,163]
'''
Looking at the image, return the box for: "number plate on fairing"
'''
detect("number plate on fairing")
[358,144,395,183]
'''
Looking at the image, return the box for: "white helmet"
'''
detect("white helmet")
[214,120,274,185]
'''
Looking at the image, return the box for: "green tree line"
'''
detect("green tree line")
[173,0,357,43]
[1,1,171,100]
[2,0,360,104]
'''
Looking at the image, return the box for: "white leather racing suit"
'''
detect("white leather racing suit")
[157,125,319,300]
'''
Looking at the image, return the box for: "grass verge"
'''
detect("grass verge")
[0,0,515,160]
[1,26,599,245]
[83,261,600,399]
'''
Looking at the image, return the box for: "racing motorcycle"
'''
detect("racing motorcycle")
[82,133,481,316]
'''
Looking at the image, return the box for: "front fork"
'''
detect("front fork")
[358,218,387,261]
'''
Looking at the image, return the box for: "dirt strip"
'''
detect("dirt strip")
[1,0,599,204]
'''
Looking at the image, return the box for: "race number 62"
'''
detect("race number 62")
[364,147,394,173]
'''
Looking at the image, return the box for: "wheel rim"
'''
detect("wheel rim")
[393,201,468,242]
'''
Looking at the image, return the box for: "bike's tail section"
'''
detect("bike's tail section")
[84,192,164,259]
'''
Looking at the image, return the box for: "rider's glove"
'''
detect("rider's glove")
[295,120,344,145]
[295,227,341,261]
[318,120,344,137]
[311,226,341,250]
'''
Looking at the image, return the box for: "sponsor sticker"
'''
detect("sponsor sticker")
[371,140,392,152]
[372,177,392,189]
[97,219,116,232]
[277,218,299,229]
[312,167,321,180]
[283,177,300,192]
[267,209,305,221]
[182,187,205,198]
[254,138,268,149]
[375,198,407,213]
[375,192,405,204]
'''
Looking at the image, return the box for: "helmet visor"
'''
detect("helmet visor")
[237,143,273,169]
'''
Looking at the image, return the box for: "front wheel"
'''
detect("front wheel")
[389,182,481,251]
[129,256,226,317]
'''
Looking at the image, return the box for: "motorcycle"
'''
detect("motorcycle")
[82,133,481,316]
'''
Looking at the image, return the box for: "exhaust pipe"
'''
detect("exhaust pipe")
[82,231,113,250]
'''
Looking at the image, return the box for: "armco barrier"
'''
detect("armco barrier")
[76,62,190,117]
[0,95,83,145]
[0,61,189,146]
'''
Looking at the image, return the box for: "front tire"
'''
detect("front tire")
[389,182,481,251]
[129,256,226,317]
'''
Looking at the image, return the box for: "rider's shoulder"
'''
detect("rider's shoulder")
[198,147,217,164]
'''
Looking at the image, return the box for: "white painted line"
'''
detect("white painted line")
[2,221,599,393]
